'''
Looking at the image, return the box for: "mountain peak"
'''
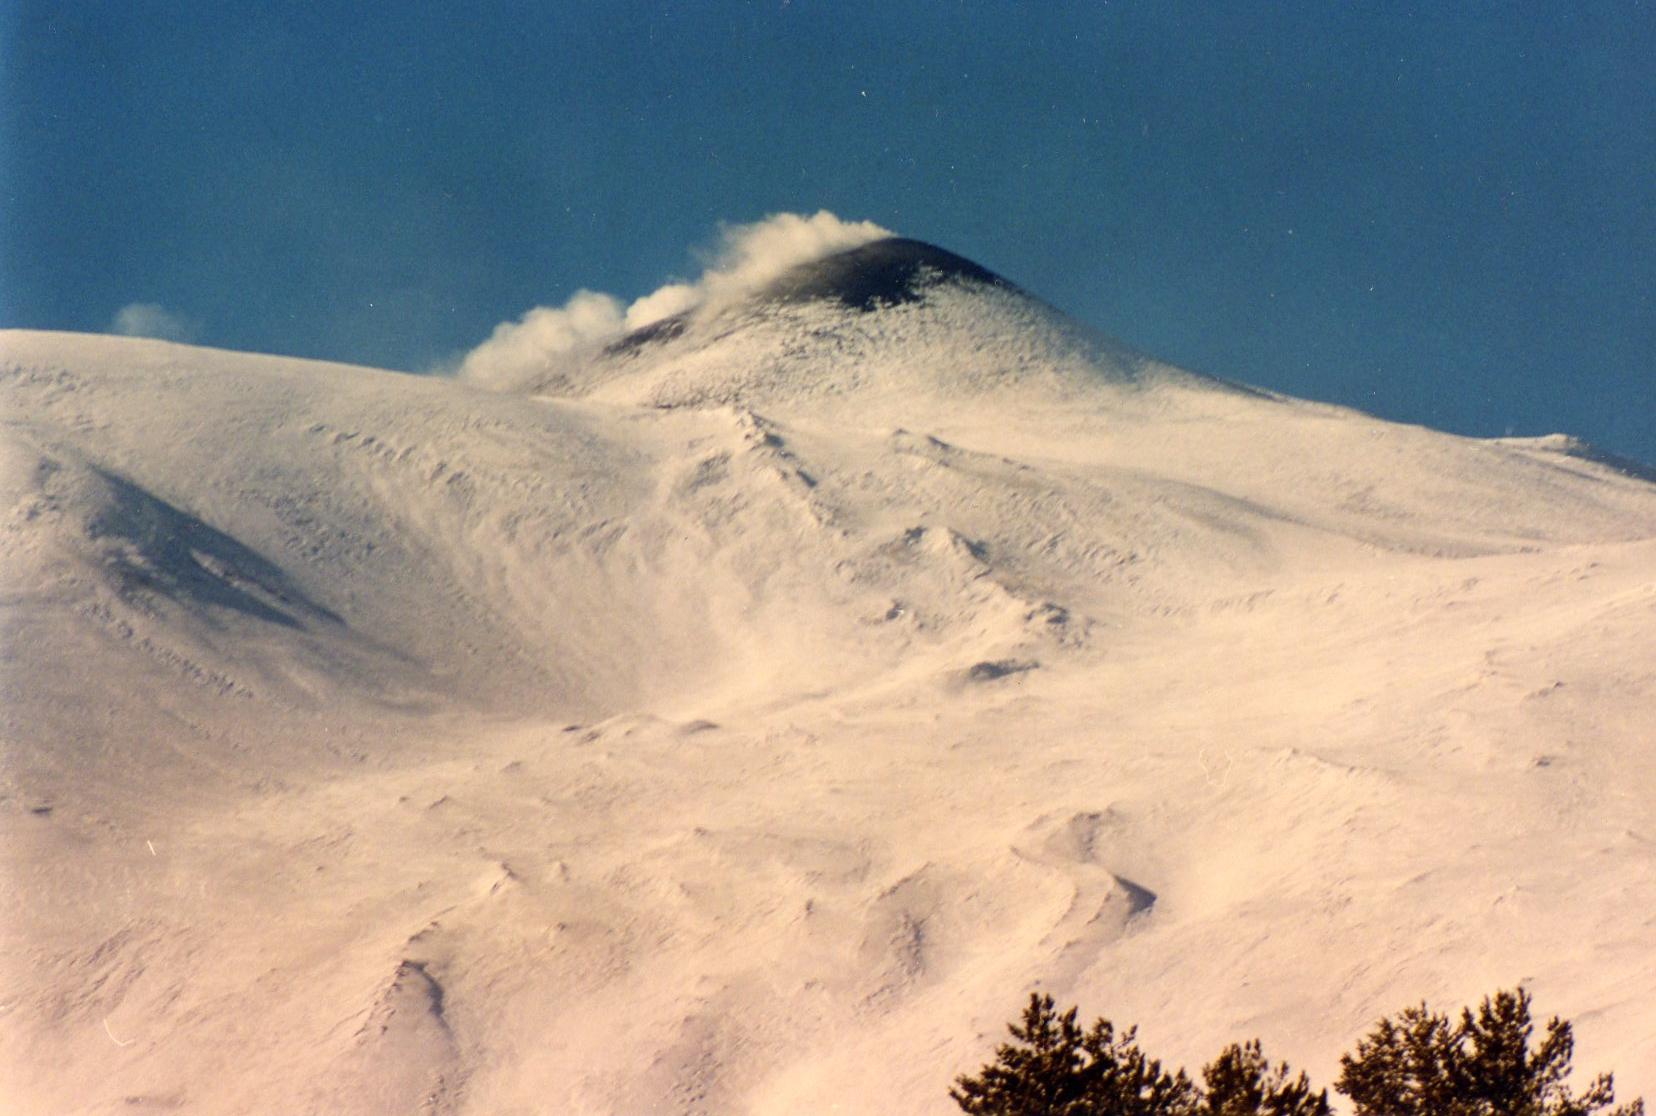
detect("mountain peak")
[756,236,1013,311]
[601,237,1024,363]
[574,236,1161,410]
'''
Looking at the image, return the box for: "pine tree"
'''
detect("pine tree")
[1336,988,1645,1116]
[1335,1002,1471,1116]
[950,993,1199,1116]
[1201,1040,1333,1116]
[951,987,1641,1116]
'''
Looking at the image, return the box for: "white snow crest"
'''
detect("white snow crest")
[456,210,892,389]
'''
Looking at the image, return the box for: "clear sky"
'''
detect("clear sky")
[4,2,1652,464]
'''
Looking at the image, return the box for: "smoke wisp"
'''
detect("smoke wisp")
[457,211,891,389]
[110,302,199,343]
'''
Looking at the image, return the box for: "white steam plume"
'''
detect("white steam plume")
[641,210,893,326]
[457,211,892,389]
[456,290,625,389]
[110,302,198,343]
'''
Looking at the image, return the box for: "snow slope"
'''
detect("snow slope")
[3,239,1653,1114]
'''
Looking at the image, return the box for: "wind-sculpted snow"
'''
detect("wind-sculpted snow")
[2,246,1654,1115]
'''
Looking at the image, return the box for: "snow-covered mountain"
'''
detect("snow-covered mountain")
[4,237,1653,1114]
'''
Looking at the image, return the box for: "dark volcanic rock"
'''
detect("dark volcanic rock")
[604,313,688,355]
[759,237,1014,311]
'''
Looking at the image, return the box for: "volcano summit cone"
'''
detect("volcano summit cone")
[558,237,1185,412]
[754,236,1016,310]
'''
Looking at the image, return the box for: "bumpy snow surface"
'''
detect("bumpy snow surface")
[4,240,1654,1114]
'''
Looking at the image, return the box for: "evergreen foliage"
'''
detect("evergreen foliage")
[949,993,1198,1115]
[1336,988,1645,1116]
[952,989,1643,1116]
[1201,1040,1332,1116]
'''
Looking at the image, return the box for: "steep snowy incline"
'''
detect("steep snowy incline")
[2,239,1654,1114]
[7,321,1648,750]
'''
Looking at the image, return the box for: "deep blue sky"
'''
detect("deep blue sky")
[4,2,1653,463]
